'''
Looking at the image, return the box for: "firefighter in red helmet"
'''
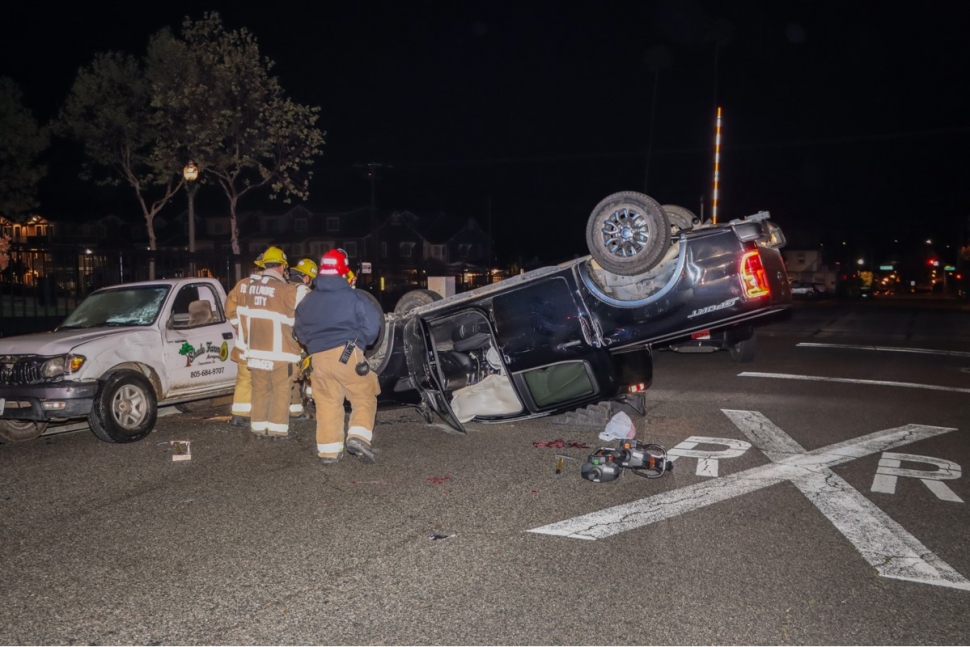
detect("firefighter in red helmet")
[294,249,382,464]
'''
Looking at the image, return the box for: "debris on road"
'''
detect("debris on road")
[598,411,636,441]
[554,454,582,476]
[170,440,192,461]
[533,439,590,449]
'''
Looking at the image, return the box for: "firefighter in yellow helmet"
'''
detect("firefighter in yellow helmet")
[289,258,318,285]
[223,252,271,426]
[229,246,309,438]
[286,258,319,420]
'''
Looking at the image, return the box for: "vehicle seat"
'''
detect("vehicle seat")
[188,300,215,326]
[438,351,472,391]
[452,319,490,352]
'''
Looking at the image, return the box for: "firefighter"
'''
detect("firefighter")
[240,246,308,438]
[224,253,266,427]
[294,249,382,464]
[289,258,318,287]
[287,258,319,420]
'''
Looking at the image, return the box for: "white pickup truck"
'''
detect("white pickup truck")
[0,278,238,443]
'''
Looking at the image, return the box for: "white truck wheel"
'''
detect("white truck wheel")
[88,370,158,443]
[0,420,48,443]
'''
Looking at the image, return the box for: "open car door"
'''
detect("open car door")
[402,317,466,433]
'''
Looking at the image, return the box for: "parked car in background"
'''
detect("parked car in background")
[791,280,826,297]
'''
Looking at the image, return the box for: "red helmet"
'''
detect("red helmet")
[319,249,350,276]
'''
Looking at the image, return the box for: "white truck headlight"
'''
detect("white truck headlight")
[41,357,65,378]
[40,355,86,378]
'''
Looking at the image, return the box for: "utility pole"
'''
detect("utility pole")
[487,194,493,271]
[354,162,392,291]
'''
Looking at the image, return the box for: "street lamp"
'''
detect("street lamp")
[183,160,199,276]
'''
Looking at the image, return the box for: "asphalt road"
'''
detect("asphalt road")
[2,296,968,645]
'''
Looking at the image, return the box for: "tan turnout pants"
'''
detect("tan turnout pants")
[231,359,252,419]
[249,361,295,436]
[311,346,381,459]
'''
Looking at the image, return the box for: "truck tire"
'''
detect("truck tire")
[728,336,757,363]
[587,191,671,276]
[88,370,158,443]
[661,204,700,234]
[394,289,442,315]
[175,395,233,414]
[0,420,48,443]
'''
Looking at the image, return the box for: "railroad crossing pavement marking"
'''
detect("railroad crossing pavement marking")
[667,436,751,477]
[872,453,964,502]
[529,409,970,591]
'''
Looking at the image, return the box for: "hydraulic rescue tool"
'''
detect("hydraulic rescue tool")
[580,440,673,483]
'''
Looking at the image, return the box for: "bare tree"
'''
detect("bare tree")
[56,53,184,278]
[151,13,325,271]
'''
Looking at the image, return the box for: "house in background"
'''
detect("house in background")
[241,205,371,266]
[1,214,54,245]
[368,209,495,295]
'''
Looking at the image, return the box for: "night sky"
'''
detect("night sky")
[3,0,969,264]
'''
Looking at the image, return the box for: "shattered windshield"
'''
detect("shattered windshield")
[59,286,171,329]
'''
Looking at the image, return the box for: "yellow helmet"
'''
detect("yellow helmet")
[293,258,318,279]
[261,246,288,268]
[253,253,265,269]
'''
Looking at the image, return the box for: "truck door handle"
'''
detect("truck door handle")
[578,315,601,348]
[222,332,233,340]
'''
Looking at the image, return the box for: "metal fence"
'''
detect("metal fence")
[0,243,248,337]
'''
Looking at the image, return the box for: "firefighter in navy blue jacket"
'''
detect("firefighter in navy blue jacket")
[294,249,382,464]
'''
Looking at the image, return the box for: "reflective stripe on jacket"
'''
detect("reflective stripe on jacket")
[225,273,261,362]
[234,271,307,365]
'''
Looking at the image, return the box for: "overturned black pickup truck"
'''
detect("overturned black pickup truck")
[345,190,792,433]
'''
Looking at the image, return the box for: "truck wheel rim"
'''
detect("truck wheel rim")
[112,384,148,429]
[600,208,649,258]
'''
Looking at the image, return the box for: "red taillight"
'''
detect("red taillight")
[740,249,770,298]
[691,329,711,340]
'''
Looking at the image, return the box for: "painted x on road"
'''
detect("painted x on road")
[530,410,969,591]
